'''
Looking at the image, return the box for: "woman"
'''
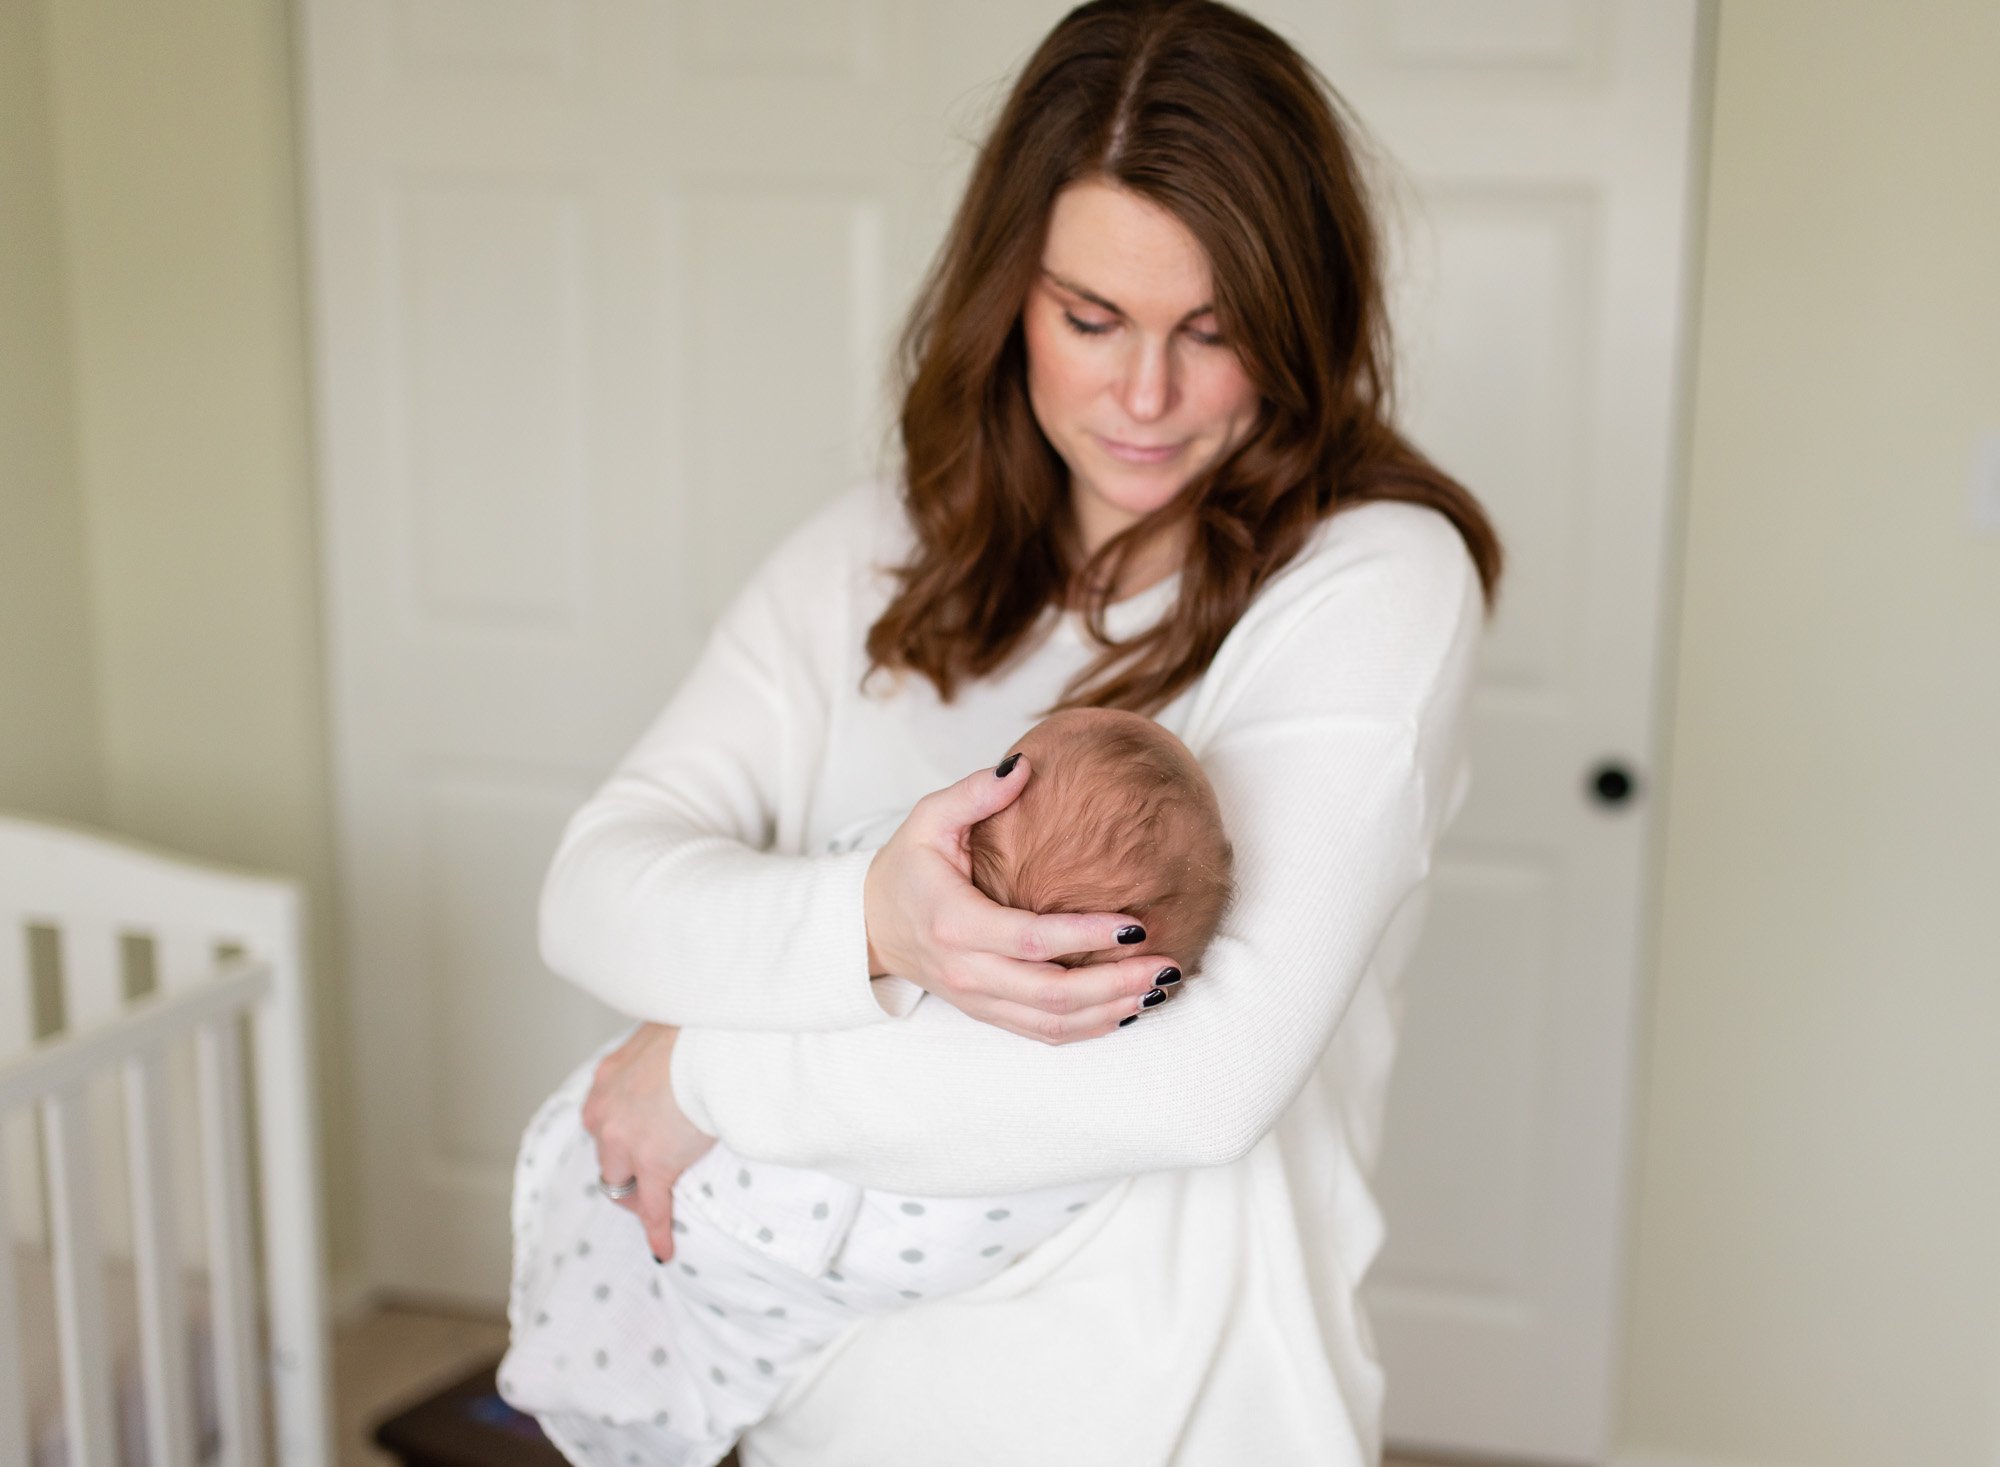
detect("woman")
[549,1,1501,1461]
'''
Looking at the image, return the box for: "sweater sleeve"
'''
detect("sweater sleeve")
[536,488,893,1031]
[668,504,1486,1194]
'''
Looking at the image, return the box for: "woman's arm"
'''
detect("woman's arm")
[668,503,1484,1194]
[540,482,1160,1035]
[537,489,890,1031]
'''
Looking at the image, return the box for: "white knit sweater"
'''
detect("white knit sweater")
[537,476,1482,1466]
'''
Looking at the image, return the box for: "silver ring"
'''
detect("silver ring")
[597,1175,639,1201]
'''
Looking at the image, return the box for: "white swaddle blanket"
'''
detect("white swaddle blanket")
[499,1039,1110,1467]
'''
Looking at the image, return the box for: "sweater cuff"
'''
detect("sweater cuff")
[799,844,893,1029]
[867,975,925,1018]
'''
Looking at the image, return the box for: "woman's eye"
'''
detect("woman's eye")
[1062,311,1114,337]
[1187,326,1227,347]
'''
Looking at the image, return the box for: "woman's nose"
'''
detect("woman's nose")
[1117,337,1176,422]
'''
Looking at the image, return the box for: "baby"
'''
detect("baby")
[499,708,1234,1467]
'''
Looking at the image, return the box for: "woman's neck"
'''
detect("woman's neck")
[1063,508,1186,604]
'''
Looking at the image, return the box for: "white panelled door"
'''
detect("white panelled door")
[299,2,1699,1460]
[1299,4,1703,1461]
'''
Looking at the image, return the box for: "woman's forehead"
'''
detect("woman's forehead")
[1041,179,1215,314]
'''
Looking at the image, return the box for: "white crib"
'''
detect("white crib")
[0,814,332,1467]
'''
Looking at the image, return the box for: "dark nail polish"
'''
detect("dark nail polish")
[1115,924,1146,945]
[1118,1014,1139,1027]
[652,1252,664,1264]
[1141,987,1168,1008]
[994,752,1021,777]
[1155,966,1182,987]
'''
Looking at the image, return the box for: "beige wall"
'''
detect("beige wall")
[0,0,101,823]
[1622,3,2000,1464]
[15,0,364,1285]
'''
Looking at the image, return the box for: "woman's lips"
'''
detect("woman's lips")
[1095,434,1185,464]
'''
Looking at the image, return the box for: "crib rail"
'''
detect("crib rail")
[0,962,266,1111]
[0,815,332,1467]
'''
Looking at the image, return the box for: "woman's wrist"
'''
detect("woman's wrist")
[862,846,895,979]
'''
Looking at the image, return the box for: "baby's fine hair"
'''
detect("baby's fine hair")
[966,709,1235,972]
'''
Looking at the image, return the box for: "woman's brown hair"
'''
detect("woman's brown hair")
[864,0,1503,716]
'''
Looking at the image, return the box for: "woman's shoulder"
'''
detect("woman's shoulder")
[1192,498,1483,728]
[744,472,913,609]
[1295,496,1477,587]
[1253,498,1481,642]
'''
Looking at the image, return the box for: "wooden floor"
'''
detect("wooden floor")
[334,1303,1483,1467]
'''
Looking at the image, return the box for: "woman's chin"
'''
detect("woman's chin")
[1107,481,1193,523]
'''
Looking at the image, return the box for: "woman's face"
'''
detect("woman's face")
[1022,178,1261,560]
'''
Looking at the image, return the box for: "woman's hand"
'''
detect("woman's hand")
[580,1022,715,1261]
[863,755,1182,1045]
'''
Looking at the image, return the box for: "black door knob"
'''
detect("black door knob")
[1589,762,1638,807]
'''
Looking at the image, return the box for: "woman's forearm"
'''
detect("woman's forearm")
[541,814,885,1029]
[673,718,1434,1195]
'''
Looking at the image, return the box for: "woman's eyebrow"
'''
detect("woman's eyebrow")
[1040,268,1214,324]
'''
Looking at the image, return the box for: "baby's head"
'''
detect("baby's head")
[966,709,1235,972]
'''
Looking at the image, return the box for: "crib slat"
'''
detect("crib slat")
[61,917,124,1031]
[157,929,223,1269]
[66,917,140,1263]
[0,919,30,1057]
[0,920,40,1250]
[156,928,218,994]
[197,1015,265,1467]
[43,1080,119,1467]
[247,908,334,1467]
[0,1128,30,1467]
[127,1047,197,1467]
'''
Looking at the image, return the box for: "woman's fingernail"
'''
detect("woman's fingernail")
[1141,987,1168,1008]
[652,1252,664,1264]
[995,752,1021,777]
[1118,1014,1139,1027]
[1115,924,1146,945]
[1155,966,1182,987]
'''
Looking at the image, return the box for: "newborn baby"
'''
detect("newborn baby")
[500,708,1234,1467]
[966,708,1235,980]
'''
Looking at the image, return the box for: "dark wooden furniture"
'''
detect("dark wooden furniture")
[369,1358,744,1467]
